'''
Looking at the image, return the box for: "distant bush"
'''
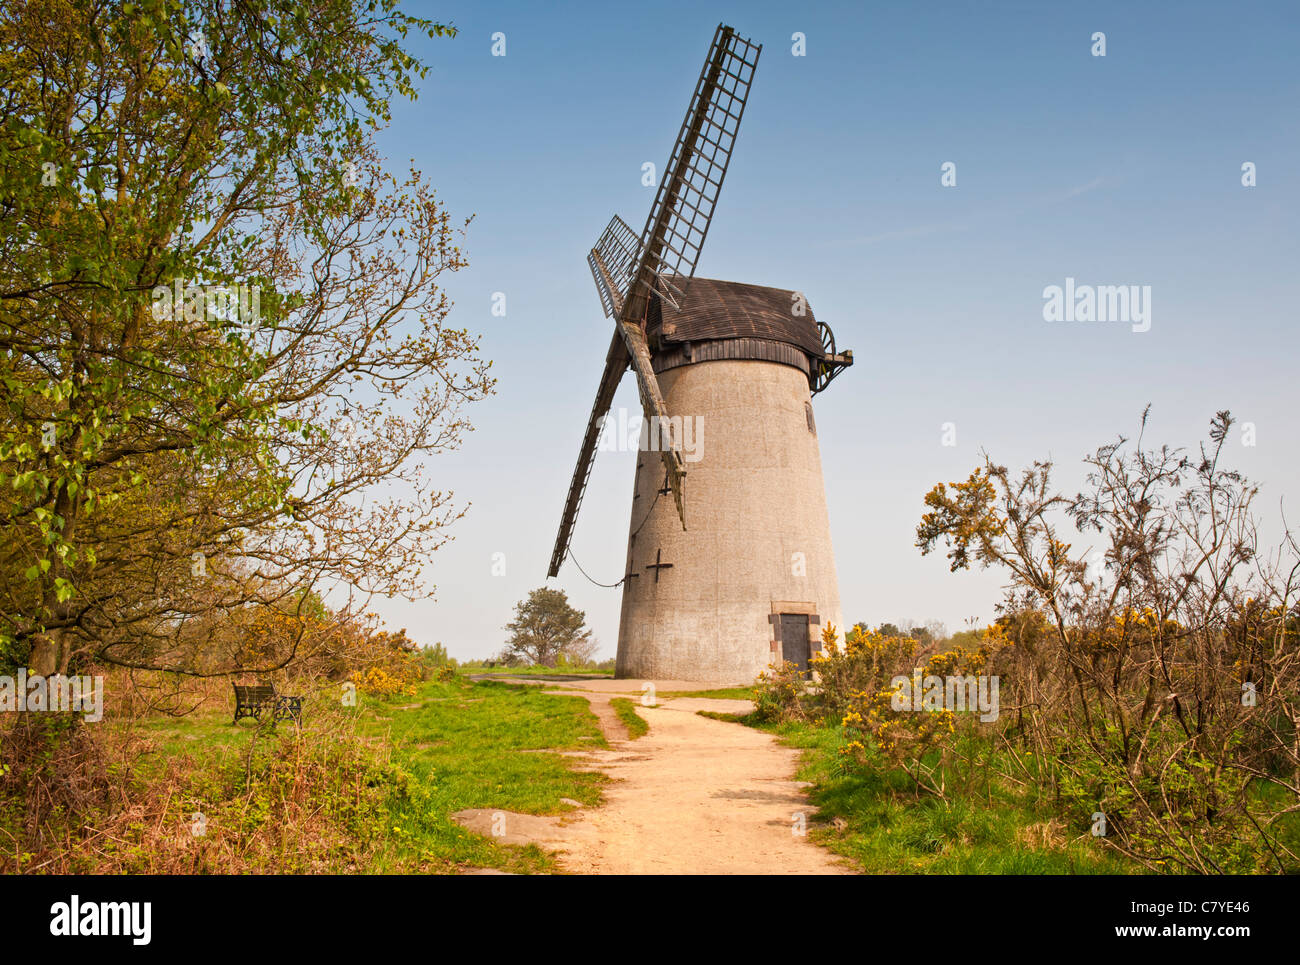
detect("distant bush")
[350,664,418,700]
[418,643,457,671]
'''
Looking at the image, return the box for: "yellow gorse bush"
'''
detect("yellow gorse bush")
[834,624,1007,797]
[350,666,417,699]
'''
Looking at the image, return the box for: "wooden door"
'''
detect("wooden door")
[780,613,811,672]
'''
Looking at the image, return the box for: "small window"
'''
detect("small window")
[805,401,816,435]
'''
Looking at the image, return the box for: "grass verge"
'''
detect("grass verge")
[459,665,614,677]
[662,686,755,700]
[704,710,1139,874]
[610,698,649,739]
[4,676,607,874]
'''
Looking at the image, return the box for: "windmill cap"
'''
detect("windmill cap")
[648,277,821,357]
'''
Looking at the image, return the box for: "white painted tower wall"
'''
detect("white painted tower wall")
[615,358,844,684]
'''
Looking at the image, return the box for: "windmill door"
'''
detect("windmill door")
[780,614,811,672]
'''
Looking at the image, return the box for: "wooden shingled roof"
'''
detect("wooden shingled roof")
[647,277,821,357]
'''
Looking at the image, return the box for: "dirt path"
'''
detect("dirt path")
[454,676,849,875]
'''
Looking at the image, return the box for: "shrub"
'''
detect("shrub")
[914,410,1300,872]
[0,713,113,850]
[752,661,810,723]
[350,665,417,700]
[840,636,1000,798]
[811,623,920,721]
[418,643,457,676]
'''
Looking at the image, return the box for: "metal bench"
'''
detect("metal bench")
[232,682,302,727]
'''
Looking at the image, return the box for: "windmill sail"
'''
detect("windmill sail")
[548,330,628,578]
[633,24,761,311]
[587,215,640,319]
[548,24,761,580]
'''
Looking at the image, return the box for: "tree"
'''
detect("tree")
[562,632,600,668]
[922,619,948,642]
[503,588,592,668]
[0,1,493,675]
[916,409,1300,872]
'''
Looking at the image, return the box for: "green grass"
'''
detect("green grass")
[459,665,614,677]
[610,698,649,739]
[716,711,1139,875]
[357,678,608,871]
[1253,779,1300,868]
[662,686,755,700]
[114,676,609,873]
[696,709,744,723]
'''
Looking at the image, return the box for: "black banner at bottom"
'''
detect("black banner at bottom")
[0,873,1286,952]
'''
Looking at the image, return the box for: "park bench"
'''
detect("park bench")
[232,681,303,727]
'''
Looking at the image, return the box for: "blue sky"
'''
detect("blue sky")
[366,0,1300,658]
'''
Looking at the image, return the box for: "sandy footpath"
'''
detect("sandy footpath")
[454,675,849,874]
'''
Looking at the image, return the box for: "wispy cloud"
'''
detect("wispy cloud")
[828,174,1111,249]
[835,220,971,247]
[1061,176,1105,199]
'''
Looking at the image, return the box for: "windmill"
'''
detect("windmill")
[549,24,853,684]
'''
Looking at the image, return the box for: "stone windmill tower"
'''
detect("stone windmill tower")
[548,25,852,684]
